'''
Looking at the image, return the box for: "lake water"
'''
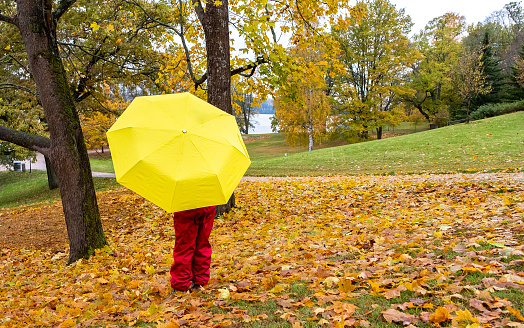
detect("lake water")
[249,113,275,134]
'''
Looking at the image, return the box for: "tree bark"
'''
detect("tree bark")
[415,104,430,121]
[196,0,236,215]
[376,126,383,140]
[15,0,106,263]
[199,0,233,115]
[308,119,313,152]
[44,155,59,189]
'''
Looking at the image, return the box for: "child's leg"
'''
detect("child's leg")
[170,208,201,291]
[191,205,216,286]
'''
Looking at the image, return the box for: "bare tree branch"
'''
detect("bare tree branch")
[0,12,17,26]
[265,4,278,43]
[124,0,206,87]
[123,0,181,33]
[53,0,78,22]
[232,56,268,77]
[0,83,39,96]
[4,54,32,76]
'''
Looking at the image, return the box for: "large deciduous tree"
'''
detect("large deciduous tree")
[0,0,107,263]
[404,13,465,124]
[274,40,332,151]
[332,0,418,140]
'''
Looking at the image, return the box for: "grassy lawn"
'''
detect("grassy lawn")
[246,112,524,176]
[89,151,115,173]
[0,170,120,209]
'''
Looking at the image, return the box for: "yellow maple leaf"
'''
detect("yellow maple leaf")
[338,278,356,293]
[429,307,451,323]
[369,280,382,293]
[455,309,479,323]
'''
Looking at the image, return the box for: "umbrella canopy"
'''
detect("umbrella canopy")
[106,93,251,213]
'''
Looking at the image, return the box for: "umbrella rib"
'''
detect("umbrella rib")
[170,133,185,212]
[190,132,249,160]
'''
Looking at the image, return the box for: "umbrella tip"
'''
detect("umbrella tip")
[183,130,187,133]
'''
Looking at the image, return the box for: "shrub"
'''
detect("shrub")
[471,100,524,121]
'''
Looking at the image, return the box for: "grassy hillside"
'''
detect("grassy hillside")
[246,112,524,176]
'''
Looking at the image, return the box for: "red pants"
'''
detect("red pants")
[170,206,215,291]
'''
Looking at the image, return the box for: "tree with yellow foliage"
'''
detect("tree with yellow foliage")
[332,0,419,139]
[275,41,332,151]
[80,84,128,152]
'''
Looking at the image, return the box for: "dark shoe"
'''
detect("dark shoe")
[190,282,204,291]
[170,287,190,297]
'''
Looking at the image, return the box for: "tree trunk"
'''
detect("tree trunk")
[214,194,235,219]
[201,0,233,115]
[44,155,58,190]
[376,126,383,140]
[198,0,236,214]
[243,103,250,135]
[466,99,471,123]
[16,0,107,264]
[308,119,313,152]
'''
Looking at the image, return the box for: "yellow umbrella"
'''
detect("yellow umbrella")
[106,93,251,213]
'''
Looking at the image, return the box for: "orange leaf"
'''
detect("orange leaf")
[429,307,451,324]
[509,307,524,321]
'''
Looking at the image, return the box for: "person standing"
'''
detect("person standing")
[170,205,216,292]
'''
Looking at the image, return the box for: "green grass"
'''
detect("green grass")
[90,158,115,173]
[0,170,120,209]
[88,151,115,173]
[243,133,350,161]
[243,122,429,162]
[246,112,524,176]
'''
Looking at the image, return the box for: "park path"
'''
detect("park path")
[241,172,524,183]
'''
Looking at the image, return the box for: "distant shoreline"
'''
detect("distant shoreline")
[250,113,274,134]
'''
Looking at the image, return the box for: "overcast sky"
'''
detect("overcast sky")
[389,0,512,34]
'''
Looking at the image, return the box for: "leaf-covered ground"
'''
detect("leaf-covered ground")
[1,173,523,327]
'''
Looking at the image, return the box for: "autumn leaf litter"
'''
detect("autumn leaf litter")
[0,173,523,327]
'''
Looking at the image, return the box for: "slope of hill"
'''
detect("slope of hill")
[246,112,524,176]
